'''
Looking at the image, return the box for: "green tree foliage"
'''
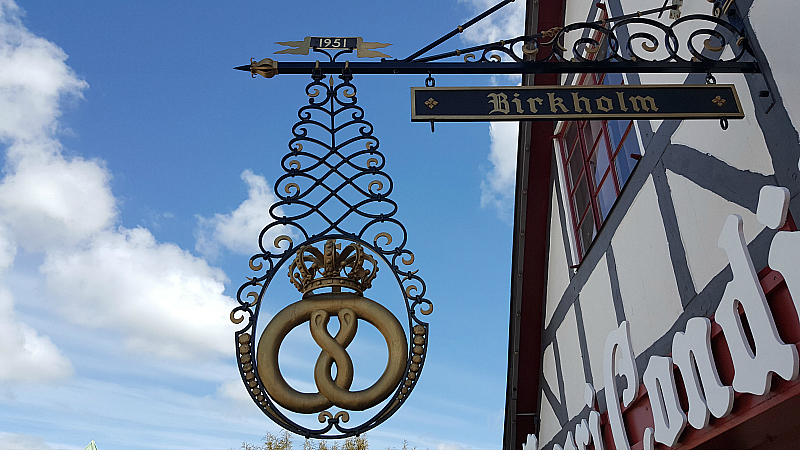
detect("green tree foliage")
[232,431,369,450]
[385,440,414,450]
[232,431,427,450]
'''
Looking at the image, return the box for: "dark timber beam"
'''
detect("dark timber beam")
[503,1,566,450]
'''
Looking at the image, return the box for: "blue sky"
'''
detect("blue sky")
[0,1,523,449]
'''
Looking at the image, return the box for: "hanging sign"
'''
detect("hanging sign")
[411,84,744,122]
[231,70,431,440]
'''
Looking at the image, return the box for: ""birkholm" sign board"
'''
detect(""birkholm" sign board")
[411,85,744,122]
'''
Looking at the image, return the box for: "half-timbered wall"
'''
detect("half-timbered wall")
[534,0,800,448]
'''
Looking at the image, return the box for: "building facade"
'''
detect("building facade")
[504,1,800,449]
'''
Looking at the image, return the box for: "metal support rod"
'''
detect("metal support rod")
[589,3,679,24]
[404,2,677,64]
[235,60,760,76]
[403,0,516,62]
[413,3,676,63]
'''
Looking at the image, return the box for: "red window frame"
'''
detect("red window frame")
[555,70,642,259]
[554,7,643,261]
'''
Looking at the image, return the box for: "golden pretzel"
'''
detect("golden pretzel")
[257,292,407,413]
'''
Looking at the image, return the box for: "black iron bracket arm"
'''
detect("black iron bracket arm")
[235,1,759,78]
[235,60,758,76]
[402,0,517,62]
[403,2,682,64]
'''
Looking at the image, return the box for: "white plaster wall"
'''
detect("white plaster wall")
[541,0,786,438]
[538,393,562,447]
[560,0,600,85]
[750,0,800,138]
[611,176,684,355]
[618,0,677,15]
[671,73,774,176]
[564,0,595,25]
[666,170,764,292]
[545,189,572,327]
[557,305,589,417]
[539,343,562,445]
[577,254,620,391]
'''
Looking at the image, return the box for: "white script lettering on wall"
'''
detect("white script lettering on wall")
[716,214,798,395]
[763,186,800,331]
[574,419,591,450]
[642,427,655,450]
[580,384,603,450]
[671,317,734,429]
[642,355,686,446]
[521,433,538,450]
[756,186,790,230]
[535,186,800,450]
[603,321,638,450]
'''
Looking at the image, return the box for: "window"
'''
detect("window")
[553,7,644,261]
[554,71,643,260]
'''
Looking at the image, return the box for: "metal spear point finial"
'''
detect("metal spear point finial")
[234,58,278,78]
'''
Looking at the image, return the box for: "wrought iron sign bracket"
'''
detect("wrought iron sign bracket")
[235,2,760,79]
[230,0,761,441]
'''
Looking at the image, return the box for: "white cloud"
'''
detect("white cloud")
[196,169,290,257]
[437,443,469,450]
[0,288,73,382]
[0,0,87,146]
[41,227,235,359]
[458,0,525,47]
[216,378,259,407]
[459,0,523,220]
[0,0,236,371]
[480,122,518,221]
[0,0,114,252]
[0,222,68,386]
[0,433,56,450]
[0,150,116,251]
[0,224,15,271]
[0,0,82,382]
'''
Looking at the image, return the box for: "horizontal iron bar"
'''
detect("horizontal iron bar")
[234,60,760,75]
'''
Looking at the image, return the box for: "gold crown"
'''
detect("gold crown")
[288,239,378,296]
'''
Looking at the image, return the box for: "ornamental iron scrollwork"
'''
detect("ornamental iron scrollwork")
[417,12,751,66]
[231,68,431,439]
[239,3,758,78]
